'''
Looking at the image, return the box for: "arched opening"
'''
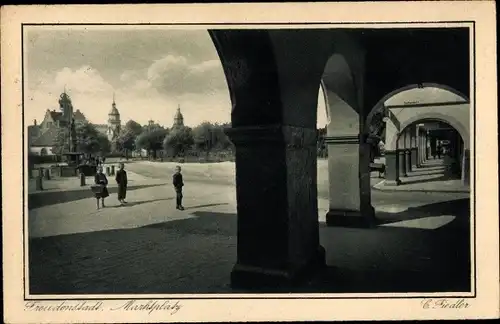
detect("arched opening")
[318,50,376,227]
[396,119,465,182]
[365,84,470,188]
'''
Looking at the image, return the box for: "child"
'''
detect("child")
[173,165,184,210]
[94,166,109,209]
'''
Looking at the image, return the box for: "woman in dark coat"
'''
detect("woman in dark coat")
[94,166,109,209]
[115,163,128,204]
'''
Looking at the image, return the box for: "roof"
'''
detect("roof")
[48,110,63,121]
[73,109,87,121]
[28,125,41,139]
[109,103,120,115]
[31,126,60,147]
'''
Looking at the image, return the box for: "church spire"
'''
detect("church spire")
[173,103,184,128]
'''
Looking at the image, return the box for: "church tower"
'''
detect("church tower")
[107,93,121,141]
[59,88,74,125]
[173,104,184,129]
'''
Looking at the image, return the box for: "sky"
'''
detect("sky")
[25,26,328,128]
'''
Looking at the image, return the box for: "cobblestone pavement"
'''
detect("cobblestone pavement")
[28,161,472,294]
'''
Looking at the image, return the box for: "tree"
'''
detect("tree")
[52,121,111,158]
[124,119,143,136]
[192,122,233,157]
[115,119,144,159]
[76,122,111,155]
[212,123,232,150]
[192,122,214,156]
[135,125,168,159]
[163,126,194,158]
[317,127,327,158]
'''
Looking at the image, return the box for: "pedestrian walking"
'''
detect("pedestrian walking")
[173,165,184,210]
[93,166,109,209]
[115,163,128,204]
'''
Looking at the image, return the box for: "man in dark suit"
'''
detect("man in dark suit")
[173,165,184,210]
[115,163,128,204]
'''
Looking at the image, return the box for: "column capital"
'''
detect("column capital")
[224,125,317,148]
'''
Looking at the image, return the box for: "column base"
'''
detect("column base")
[384,179,402,186]
[326,206,376,228]
[230,246,326,290]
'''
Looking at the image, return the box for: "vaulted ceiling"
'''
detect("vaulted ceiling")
[355,27,470,113]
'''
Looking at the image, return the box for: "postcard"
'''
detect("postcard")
[2,2,498,323]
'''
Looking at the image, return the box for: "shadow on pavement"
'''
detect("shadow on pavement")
[109,197,174,208]
[375,198,470,226]
[28,183,167,210]
[28,199,471,295]
[183,203,230,210]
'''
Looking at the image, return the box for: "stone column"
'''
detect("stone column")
[398,132,407,177]
[422,132,426,162]
[325,134,375,228]
[405,128,412,173]
[417,130,422,165]
[422,128,427,163]
[384,149,401,185]
[418,127,424,166]
[462,148,470,186]
[411,125,418,168]
[422,130,429,162]
[210,29,335,289]
[226,125,325,288]
[425,132,429,160]
[322,40,374,228]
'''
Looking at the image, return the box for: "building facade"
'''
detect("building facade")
[28,92,122,155]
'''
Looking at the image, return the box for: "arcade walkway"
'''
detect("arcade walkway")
[28,161,471,295]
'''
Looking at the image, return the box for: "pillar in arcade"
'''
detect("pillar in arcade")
[410,125,418,168]
[398,131,407,177]
[405,127,412,173]
[210,29,334,289]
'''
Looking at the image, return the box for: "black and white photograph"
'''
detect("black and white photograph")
[2,2,498,323]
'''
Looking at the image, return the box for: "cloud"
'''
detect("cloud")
[26,28,219,86]
[25,64,328,129]
[146,55,227,97]
[33,66,114,96]
[24,64,233,128]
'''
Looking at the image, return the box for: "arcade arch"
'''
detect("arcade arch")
[389,112,469,151]
[372,85,470,187]
[208,28,470,290]
[384,118,467,187]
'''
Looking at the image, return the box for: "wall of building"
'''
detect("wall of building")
[30,146,55,156]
